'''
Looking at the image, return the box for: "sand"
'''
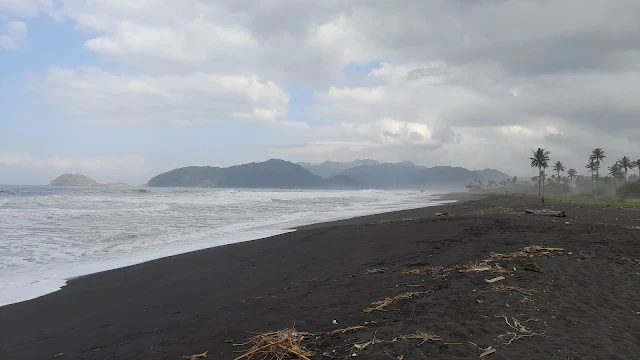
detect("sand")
[1,194,639,359]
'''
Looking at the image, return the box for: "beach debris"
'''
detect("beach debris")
[524,209,566,217]
[403,265,452,278]
[353,339,383,350]
[495,316,543,345]
[484,276,505,284]
[396,356,404,360]
[476,299,484,304]
[435,212,449,216]
[327,326,365,335]
[399,331,442,345]
[490,284,536,296]
[459,266,491,273]
[405,284,425,287]
[523,262,542,273]
[233,328,313,360]
[183,351,208,360]
[54,353,64,358]
[332,320,338,325]
[363,291,433,313]
[366,268,388,274]
[479,347,496,358]
[485,245,563,261]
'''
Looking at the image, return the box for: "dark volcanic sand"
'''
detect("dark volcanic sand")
[1,194,639,359]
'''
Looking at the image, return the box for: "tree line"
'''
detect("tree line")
[529,148,640,197]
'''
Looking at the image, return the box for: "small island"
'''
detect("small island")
[49,174,128,187]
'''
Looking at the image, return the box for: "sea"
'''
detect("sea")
[0,185,451,307]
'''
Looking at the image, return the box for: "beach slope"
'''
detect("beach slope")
[1,195,639,359]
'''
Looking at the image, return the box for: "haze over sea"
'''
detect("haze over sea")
[0,185,450,307]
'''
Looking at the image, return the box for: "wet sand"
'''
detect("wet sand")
[1,194,639,359]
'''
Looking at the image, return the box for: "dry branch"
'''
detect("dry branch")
[484,276,505,284]
[327,326,365,335]
[495,315,543,345]
[403,266,451,278]
[363,291,433,313]
[183,352,208,360]
[233,329,313,360]
[399,331,442,345]
[354,339,384,350]
[485,245,563,261]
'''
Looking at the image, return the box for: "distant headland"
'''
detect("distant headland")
[49,174,129,187]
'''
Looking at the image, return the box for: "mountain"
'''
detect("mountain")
[146,159,510,190]
[338,162,426,188]
[48,174,130,187]
[412,166,508,187]
[49,174,99,186]
[147,159,327,188]
[298,159,380,178]
[330,163,509,189]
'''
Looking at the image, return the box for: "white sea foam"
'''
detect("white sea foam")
[0,186,451,307]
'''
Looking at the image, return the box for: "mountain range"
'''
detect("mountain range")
[147,159,509,190]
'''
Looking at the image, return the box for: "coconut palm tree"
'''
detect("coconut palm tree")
[608,163,623,191]
[552,161,565,183]
[617,156,636,182]
[530,148,550,196]
[590,148,606,197]
[567,168,577,194]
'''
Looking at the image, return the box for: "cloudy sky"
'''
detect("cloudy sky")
[1,0,639,185]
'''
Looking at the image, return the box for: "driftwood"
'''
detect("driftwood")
[524,209,566,217]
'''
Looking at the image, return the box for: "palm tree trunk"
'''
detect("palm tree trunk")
[538,177,541,196]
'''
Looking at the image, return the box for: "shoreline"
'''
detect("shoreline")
[3,194,637,359]
[0,192,471,308]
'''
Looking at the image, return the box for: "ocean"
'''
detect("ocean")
[0,186,450,307]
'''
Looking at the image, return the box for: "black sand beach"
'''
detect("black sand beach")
[1,194,639,359]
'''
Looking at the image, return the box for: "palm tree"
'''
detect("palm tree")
[617,156,636,182]
[552,161,565,183]
[590,148,606,197]
[530,148,550,196]
[585,160,596,195]
[608,163,623,191]
[512,176,518,187]
[567,168,577,194]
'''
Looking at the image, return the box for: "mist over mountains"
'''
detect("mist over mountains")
[147,159,509,190]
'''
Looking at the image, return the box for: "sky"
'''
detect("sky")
[1,0,639,185]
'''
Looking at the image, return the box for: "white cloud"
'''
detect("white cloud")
[39,67,294,128]
[0,21,26,50]
[0,152,152,173]
[0,0,63,20]
[6,0,640,179]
